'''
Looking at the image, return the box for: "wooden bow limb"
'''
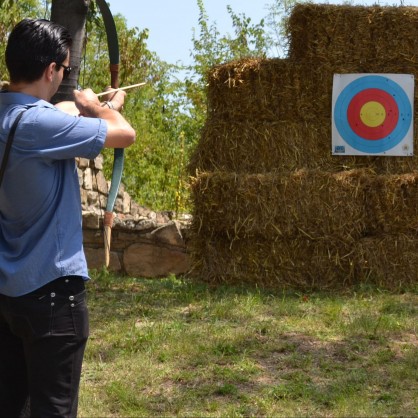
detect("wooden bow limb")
[96,0,121,269]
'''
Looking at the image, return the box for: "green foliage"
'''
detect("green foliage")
[0,0,294,213]
[265,0,301,57]
[183,0,270,133]
[0,0,47,80]
[91,0,273,213]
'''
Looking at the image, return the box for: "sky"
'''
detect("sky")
[106,0,412,66]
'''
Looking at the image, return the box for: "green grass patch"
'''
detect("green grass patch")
[79,272,418,417]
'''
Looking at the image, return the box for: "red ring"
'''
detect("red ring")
[347,88,399,140]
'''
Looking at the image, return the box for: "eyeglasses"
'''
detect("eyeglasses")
[56,63,72,79]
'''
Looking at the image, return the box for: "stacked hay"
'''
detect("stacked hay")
[191,169,370,242]
[191,58,418,174]
[188,4,418,290]
[288,4,418,68]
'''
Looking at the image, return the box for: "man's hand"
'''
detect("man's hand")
[71,88,134,148]
[73,88,102,116]
[99,86,126,112]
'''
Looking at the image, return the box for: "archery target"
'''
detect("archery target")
[332,74,414,156]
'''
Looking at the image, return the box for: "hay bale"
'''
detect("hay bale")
[287,4,418,66]
[187,234,357,290]
[190,169,369,242]
[207,59,307,122]
[190,170,418,239]
[188,232,418,290]
[189,119,325,174]
[187,3,418,290]
[365,172,418,234]
[355,234,418,289]
[207,58,418,123]
[188,170,418,289]
[188,120,418,175]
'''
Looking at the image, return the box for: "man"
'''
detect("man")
[0,18,135,417]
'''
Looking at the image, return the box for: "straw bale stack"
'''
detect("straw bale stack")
[207,59,418,123]
[189,171,418,289]
[191,171,418,238]
[190,50,418,175]
[189,120,418,174]
[187,235,357,289]
[355,234,418,288]
[188,232,418,290]
[365,172,418,235]
[190,169,369,242]
[187,3,418,289]
[288,4,418,67]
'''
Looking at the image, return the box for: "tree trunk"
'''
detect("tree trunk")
[50,0,91,103]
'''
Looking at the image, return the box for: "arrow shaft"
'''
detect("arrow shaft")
[96,82,146,97]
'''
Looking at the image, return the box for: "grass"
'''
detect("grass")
[79,271,418,417]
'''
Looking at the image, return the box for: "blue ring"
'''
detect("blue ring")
[334,75,412,153]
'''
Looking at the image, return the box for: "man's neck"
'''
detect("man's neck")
[8,81,50,101]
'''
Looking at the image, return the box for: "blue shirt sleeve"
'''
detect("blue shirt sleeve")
[18,106,106,160]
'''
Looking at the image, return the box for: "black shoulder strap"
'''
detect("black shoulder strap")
[0,109,27,188]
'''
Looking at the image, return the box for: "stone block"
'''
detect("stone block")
[151,221,185,247]
[83,229,103,245]
[124,242,190,278]
[77,158,90,169]
[87,191,99,206]
[84,247,121,272]
[93,170,108,194]
[93,154,104,170]
[83,168,93,190]
[123,191,131,214]
[80,189,88,207]
[82,212,101,229]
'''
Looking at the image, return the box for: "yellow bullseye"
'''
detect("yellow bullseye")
[360,101,386,127]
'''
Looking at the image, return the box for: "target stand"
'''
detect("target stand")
[332,74,414,156]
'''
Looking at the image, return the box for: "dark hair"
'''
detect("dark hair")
[5,18,72,83]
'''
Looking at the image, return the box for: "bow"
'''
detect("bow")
[96,0,124,268]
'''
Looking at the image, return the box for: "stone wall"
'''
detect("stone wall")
[78,156,191,277]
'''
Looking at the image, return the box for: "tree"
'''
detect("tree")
[264,0,300,57]
[0,0,295,213]
[50,0,91,102]
[49,0,181,210]
[0,0,45,81]
[183,0,270,129]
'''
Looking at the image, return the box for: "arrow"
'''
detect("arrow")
[96,82,147,97]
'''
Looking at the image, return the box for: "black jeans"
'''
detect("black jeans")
[0,276,89,418]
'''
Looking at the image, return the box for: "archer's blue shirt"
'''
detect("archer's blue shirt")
[0,92,107,296]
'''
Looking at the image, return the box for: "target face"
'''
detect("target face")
[332,74,414,156]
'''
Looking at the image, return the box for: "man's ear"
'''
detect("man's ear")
[45,62,56,82]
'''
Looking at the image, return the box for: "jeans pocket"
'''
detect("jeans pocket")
[7,294,55,339]
[5,283,89,341]
[50,290,89,338]
[69,289,89,338]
